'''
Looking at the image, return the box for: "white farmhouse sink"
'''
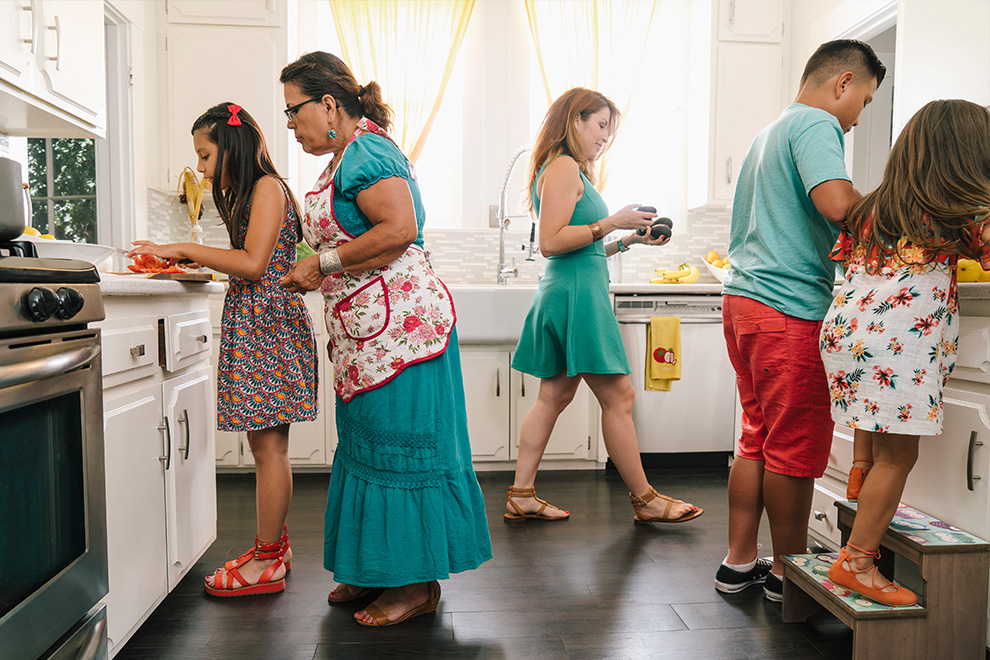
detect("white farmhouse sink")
[447,285,537,344]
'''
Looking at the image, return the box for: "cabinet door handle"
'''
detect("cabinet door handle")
[46,15,61,71]
[196,334,208,343]
[22,0,37,54]
[729,0,736,25]
[496,368,501,397]
[725,156,732,184]
[813,511,826,521]
[520,373,525,397]
[130,344,146,357]
[178,408,191,460]
[159,417,171,470]
[968,430,984,491]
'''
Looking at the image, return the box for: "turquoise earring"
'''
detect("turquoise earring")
[328,129,337,138]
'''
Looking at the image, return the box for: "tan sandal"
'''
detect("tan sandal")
[328,583,385,604]
[355,581,441,627]
[503,486,570,521]
[629,487,704,524]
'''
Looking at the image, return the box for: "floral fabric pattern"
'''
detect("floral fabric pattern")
[821,222,989,435]
[301,119,455,401]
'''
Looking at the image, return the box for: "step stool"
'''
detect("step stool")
[782,501,990,660]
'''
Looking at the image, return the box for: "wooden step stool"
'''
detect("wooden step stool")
[782,501,989,660]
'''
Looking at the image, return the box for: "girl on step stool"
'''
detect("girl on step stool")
[819,99,990,606]
[129,103,318,597]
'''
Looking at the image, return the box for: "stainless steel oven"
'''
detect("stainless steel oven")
[0,248,108,660]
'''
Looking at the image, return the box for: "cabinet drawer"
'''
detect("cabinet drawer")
[823,426,854,484]
[160,311,212,373]
[808,481,844,550]
[100,318,159,387]
[953,316,990,385]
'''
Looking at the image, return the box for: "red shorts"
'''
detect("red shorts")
[722,295,833,478]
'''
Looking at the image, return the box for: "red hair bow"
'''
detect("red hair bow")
[227,104,242,126]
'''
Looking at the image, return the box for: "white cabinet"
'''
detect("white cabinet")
[166,0,282,27]
[162,366,217,589]
[711,42,784,202]
[461,348,511,462]
[0,0,106,137]
[717,0,784,42]
[102,385,168,654]
[164,16,286,189]
[97,289,218,658]
[459,345,596,464]
[513,369,592,461]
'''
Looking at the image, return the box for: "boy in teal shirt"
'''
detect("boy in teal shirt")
[714,40,886,602]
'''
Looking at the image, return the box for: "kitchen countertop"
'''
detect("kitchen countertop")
[99,273,224,296]
[612,282,990,300]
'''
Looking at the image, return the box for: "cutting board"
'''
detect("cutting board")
[108,271,215,281]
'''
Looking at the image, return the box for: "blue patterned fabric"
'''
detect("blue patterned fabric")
[216,177,319,431]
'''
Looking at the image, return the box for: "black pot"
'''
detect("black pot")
[0,158,27,242]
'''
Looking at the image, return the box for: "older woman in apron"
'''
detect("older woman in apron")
[278,51,491,627]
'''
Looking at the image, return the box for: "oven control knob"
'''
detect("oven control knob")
[56,287,85,319]
[24,287,60,322]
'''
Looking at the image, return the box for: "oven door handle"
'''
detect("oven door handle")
[73,616,106,660]
[0,343,100,389]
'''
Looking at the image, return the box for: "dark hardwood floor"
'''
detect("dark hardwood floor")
[115,469,854,659]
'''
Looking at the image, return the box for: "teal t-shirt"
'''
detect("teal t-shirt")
[332,133,427,248]
[722,103,849,320]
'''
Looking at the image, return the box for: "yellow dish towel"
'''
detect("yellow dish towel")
[646,316,681,391]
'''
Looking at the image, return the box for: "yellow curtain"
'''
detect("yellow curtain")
[524,0,660,189]
[328,0,475,163]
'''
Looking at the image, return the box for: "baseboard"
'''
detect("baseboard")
[606,452,733,472]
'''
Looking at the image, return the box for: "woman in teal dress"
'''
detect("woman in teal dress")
[506,88,704,525]
[277,52,491,627]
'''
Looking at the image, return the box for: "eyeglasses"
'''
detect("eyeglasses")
[284,98,320,119]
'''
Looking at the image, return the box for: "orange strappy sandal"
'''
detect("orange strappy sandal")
[503,486,570,521]
[355,581,441,627]
[629,487,704,524]
[204,537,286,598]
[827,542,918,606]
[221,523,291,574]
[328,584,385,604]
[847,461,873,502]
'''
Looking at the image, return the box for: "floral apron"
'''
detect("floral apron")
[301,118,455,401]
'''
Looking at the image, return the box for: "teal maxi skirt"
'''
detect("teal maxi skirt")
[324,327,493,587]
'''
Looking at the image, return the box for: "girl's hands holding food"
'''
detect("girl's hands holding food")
[127,240,186,263]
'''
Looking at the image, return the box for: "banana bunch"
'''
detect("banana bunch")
[652,263,700,284]
[174,167,209,226]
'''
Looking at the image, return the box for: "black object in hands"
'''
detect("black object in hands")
[634,206,673,240]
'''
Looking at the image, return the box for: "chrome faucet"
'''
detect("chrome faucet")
[496,146,532,285]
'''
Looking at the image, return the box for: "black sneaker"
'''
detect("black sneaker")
[764,572,783,602]
[714,557,773,593]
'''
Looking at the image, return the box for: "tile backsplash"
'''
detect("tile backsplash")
[146,186,730,285]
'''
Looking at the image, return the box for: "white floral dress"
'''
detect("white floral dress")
[820,223,989,435]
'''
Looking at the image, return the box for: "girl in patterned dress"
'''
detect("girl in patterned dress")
[819,100,990,606]
[129,103,318,597]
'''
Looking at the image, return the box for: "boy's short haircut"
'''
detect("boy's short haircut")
[800,39,886,89]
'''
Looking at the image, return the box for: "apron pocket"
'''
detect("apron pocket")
[334,276,391,341]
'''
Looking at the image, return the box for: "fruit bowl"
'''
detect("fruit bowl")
[705,259,729,283]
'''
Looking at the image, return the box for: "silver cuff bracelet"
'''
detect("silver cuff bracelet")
[319,246,343,275]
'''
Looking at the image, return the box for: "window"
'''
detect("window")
[27,138,98,243]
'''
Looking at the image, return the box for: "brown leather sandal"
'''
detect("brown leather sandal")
[503,486,570,521]
[629,487,704,524]
[328,583,385,604]
[355,581,441,627]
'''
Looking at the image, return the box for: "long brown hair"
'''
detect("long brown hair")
[847,99,990,266]
[191,103,301,249]
[526,88,621,211]
[279,51,393,131]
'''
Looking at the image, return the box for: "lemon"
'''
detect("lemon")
[22,226,41,237]
[705,250,720,264]
[38,233,55,240]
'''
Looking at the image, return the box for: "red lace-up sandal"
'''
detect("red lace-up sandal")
[219,523,291,574]
[204,537,287,598]
[827,542,918,607]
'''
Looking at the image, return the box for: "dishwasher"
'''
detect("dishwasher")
[615,293,736,465]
